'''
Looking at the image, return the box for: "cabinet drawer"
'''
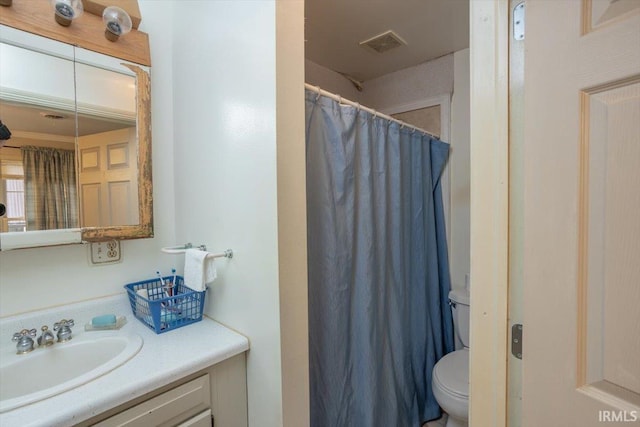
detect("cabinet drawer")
[176,409,212,427]
[95,375,211,427]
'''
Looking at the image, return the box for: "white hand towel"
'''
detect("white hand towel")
[184,248,217,292]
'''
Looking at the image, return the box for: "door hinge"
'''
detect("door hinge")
[511,324,523,359]
[513,2,525,40]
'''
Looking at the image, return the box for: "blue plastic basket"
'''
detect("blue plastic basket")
[124,276,207,334]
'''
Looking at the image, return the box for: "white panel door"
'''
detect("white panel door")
[78,127,138,227]
[522,0,640,425]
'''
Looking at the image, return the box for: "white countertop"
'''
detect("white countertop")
[0,295,249,427]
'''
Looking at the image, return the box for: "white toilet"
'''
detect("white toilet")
[432,288,470,427]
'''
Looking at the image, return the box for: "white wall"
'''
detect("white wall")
[304,54,455,112]
[170,2,284,426]
[0,42,74,106]
[0,2,177,317]
[360,54,454,110]
[305,59,363,101]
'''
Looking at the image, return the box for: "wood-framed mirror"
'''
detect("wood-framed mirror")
[0,24,152,250]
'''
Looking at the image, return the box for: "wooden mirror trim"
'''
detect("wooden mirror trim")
[81,64,153,242]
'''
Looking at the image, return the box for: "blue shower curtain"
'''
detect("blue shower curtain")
[306,89,454,427]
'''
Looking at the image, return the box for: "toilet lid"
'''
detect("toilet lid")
[433,349,469,399]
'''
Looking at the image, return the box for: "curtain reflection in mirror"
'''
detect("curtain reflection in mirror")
[21,146,78,230]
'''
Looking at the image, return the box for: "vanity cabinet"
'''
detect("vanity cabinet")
[80,353,247,427]
[176,410,212,427]
[95,376,211,427]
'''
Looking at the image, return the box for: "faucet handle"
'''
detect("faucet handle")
[12,328,37,341]
[53,319,74,330]
[53,319,74,342]
[12,329,37,354]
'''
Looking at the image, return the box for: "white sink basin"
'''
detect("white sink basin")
[0,331,142,413]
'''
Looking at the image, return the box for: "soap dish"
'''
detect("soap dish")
[84,316,127,331]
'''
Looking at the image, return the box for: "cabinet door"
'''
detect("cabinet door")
[176,409,212,427]
[95,375,210,427]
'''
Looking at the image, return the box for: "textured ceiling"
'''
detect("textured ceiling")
[305,0,469,81]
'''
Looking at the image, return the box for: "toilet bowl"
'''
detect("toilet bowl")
[432,288,470,427]
[432,348,469,427]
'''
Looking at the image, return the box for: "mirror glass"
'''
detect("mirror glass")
[75,61,139,228]
[0,27,152,249]
[0,41,78,233]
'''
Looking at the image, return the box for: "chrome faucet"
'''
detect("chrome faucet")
[37,325,56,347]
[12,328,37,354]
[53,319,74,342]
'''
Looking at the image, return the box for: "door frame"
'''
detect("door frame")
[469,1,510,426]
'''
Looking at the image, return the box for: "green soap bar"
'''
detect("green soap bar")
[92,314,117,327]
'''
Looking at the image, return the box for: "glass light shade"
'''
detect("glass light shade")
[102,6,132,42]
[49,0,84,27]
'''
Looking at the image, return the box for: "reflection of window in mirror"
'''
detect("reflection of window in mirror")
[0,158,26,232]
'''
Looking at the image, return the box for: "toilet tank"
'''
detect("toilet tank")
[449,288,470,349]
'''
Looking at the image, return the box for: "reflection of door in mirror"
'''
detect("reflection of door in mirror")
[74,61,138,228]
[0,41,78,232]
[78,127,138,226]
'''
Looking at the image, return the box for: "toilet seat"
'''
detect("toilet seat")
[433,349,469,399]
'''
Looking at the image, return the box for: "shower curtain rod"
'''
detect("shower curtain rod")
[305,83,440,140]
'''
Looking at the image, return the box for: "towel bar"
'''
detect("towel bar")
[161,244,233,259]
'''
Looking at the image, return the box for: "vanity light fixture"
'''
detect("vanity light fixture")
[49,0,84,27]
[102,6,132,42]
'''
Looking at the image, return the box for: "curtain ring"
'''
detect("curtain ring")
[355,102,360,111]
[315,86,321,101]
[337,95,342,105]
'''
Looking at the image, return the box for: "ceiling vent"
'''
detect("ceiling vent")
[40,112,66,120]
[359,30,407,54]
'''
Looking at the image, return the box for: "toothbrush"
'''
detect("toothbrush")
[157,271,169,298]
[171,268,177,294]
[156,270,166,288]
